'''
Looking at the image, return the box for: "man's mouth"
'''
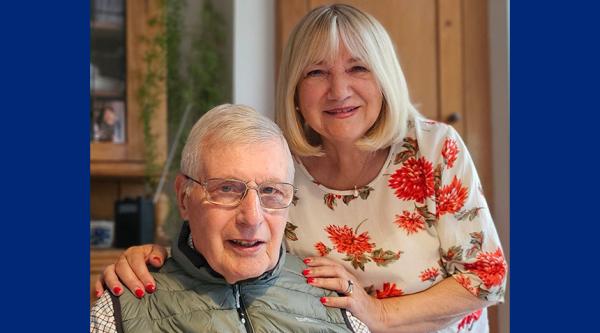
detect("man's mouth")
[228,239,265,248]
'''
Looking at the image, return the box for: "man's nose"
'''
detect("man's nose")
[327,73,352,101]
[237,188,264,226]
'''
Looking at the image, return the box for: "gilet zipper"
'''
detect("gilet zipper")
[233,284,254,333]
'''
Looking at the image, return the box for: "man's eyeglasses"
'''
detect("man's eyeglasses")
[183,175,297,209]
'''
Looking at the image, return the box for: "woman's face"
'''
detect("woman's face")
[296,44,383,146]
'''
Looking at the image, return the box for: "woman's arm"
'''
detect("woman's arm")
[94,244,168,297]
[374,277,492,333]
[305,257,493,333]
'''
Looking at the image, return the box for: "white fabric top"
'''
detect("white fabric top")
[285,119,506,333]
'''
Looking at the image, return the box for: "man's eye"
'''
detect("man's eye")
[261,186,275,194]
[220,185,234,192]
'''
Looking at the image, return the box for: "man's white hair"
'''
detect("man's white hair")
[180,104,294,192]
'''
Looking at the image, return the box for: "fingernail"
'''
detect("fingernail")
[95,290,102,298]
[307,277,315,284]
[135,288,145,298]
[302,269,311,276]
[112,287,122,295]
[303,258,311,264]
[145,283,156,293]
[320,297,327,304]
[153,256,161,263]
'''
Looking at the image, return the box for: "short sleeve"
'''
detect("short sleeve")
[433,125,507,302]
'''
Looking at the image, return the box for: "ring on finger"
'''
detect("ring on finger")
[344,279,354,295]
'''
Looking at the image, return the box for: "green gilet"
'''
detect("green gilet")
[113,222,355,333]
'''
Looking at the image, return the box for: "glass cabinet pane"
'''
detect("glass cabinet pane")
[90,0,126,143]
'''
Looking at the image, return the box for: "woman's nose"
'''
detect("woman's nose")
[327,73,352,101]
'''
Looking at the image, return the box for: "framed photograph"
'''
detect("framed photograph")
[91,99,125,143]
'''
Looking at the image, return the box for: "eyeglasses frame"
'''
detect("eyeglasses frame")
[182,174,297,209]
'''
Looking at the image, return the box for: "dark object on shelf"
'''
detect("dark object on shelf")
[114,196,154,248]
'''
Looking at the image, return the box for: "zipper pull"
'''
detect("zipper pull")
[233,284,241,309]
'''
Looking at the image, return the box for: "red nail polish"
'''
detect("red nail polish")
[135,288,145,298]
[145,284,156,293]
[320,297,327,304]
[303,258,311,264]
[307,277,315,284]
[112,287,122,295]
[302,269,310,276]
[95,290,102,298]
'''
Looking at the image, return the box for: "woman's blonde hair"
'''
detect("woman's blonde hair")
[275,4,421,157]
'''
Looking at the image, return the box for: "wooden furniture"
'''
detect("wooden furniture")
[91,0,166,177]
[90,0,166,302]
[276,0,497,331]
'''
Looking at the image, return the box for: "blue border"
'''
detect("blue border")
[512,1,600,331]
[1,2,89,330]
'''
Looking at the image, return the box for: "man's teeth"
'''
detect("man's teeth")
[231,240,260,247]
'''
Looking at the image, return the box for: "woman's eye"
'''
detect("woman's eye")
[350,65,369,73]
[306,69,326,77]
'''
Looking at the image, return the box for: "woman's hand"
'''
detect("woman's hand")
[303,256,388,331]
[94,244,168,298]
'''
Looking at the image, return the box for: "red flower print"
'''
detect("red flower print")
[454,274,479,297]
[442,138,459,168]
[325,224,374,257]
[457,309,483,332]
[376,282,403,299]
[314,242,331,256]
[463,248,507,289]
[323,193,337,210]
[436,176,468,217]
[419,267,440,282]
[394,211,425,235]
[388,157,435,203]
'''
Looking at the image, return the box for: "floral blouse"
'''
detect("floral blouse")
[284,119,507,333]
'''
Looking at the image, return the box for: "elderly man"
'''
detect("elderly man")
[90,104,366,333]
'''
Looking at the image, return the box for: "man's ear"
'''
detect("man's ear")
[174,174,190,219]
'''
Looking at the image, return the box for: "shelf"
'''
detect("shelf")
[91,21,123,32]
[91,161,146,178]
[92,90,125,99]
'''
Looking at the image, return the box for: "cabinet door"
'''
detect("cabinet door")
[90,0,166,177]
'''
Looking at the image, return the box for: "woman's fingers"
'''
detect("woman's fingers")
[115,250,152,298]
[148,244,168,268]
[320,294,351,309]
[101,264,124,296]
[94,272,106,298]
[309,276,353,295]
[303,262,348,279]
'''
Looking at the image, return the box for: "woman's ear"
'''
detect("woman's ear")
[174,174,190,219]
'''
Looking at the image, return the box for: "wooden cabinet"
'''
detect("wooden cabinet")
[91,0,166,177]
[90,0,166,301]
[276,0,497,331]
